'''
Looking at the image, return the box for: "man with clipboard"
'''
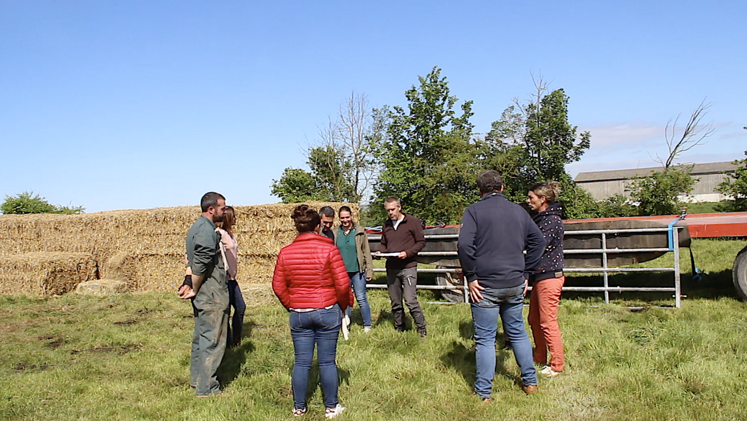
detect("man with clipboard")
[374,197,427,337]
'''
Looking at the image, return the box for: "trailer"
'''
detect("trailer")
[366,212,747,304]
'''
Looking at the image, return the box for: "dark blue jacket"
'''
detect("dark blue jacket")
[530,202,565,283]
[458,192,546,289]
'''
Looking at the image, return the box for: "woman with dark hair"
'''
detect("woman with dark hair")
[272,205,351,419]
[527,181,565,377]
[334,205,373,333]
[216,206,245,348]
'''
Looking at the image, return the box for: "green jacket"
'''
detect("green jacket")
[333,223,374,279]
[186,215,227,291]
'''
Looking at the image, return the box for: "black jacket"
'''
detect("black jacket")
[458,193,546,289]
[530,202,565,283]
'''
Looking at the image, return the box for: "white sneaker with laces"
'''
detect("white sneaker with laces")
[292,407,307,417]
[540,365,561,377]
[325,404,346,419]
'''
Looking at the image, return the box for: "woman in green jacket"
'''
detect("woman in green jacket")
[335,206,373,332]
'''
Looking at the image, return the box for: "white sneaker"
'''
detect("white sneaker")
[292,408,307,416]
[363,326,371,333]
[540,365,561,377]
[325,404,346,419]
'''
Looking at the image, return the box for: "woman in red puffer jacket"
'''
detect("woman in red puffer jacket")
[272,204,351,418]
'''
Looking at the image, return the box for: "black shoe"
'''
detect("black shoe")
[417,328,427,338]
[395,325,406,332]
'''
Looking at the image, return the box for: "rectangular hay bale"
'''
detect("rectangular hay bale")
[0,252,96,296]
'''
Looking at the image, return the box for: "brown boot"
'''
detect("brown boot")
[521,384,538,395]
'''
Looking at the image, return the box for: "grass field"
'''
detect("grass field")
[1,239,746,421]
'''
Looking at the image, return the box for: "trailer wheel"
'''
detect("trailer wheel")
[435,266,464,303]
[733,245,747,301]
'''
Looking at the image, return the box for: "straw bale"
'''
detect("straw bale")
[0,201,358,294]
[240,283,278,307]
[75,279,127,296]
[0,252,96,296]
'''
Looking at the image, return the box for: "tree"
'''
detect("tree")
[716,151,747,211]
[1,191,84,215]
[332,92,379,203]
[657,99,714,169]
[270,92,376,204]
[269,168,319,203]
[597,194,637,218]
[370,67,478,224]
[480,78,591,215]
[626,101,714,216]
[629,166,696,215]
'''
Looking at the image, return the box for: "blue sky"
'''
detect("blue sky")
[1,1,745,212]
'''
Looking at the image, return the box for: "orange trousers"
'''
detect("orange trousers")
[528,276,565,372]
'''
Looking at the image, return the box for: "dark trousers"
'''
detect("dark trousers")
[190,280,229,396]
[227,279,246,347]
[386,266,426,330]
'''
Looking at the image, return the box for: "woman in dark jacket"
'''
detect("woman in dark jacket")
[272,205,351,418]
[527,182,565,377]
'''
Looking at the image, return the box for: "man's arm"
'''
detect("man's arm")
[523,216,546,275]
[457,207,478,282]
[378,224,388,253]
[402,217,426,258]
[190,228,218,295]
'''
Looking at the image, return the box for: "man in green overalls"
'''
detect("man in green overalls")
[179,192,229,397]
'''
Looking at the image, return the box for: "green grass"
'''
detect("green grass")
[2,239,746,420]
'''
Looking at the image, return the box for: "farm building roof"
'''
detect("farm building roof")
[575,161,739,183]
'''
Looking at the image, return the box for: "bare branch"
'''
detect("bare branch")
[663,99,715,168]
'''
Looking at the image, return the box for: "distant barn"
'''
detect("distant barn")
[575,161,739,202]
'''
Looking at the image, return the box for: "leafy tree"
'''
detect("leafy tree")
[480,79,592,216]
[1,191,84,215]
[597,194,637,218]
[270,144,357,203]
[307,145,356,201]
[628,166,696,215]
[716,151,747,211]
[557,176,601,219]
[370,67,478,224]
[269,168,319,203]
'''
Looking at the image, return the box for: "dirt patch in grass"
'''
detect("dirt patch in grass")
[39,335,66,349]
[70,343,142,355]
[12,362,49,372]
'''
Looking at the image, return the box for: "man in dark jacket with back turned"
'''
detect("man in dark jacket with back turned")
[458,171,546,400]
[375,197,427,337]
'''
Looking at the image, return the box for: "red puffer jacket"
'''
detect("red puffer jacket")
[273,232,351,312]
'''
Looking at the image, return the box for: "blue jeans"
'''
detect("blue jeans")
[289,305,342,410]
[227,280,246,347]
[471,284,537,398]
[346,271,372,327]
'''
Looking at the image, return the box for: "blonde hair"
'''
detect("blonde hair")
[529,181,561,203]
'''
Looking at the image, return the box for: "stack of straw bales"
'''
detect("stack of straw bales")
[0,252,96,295]
[0,202,358,295]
